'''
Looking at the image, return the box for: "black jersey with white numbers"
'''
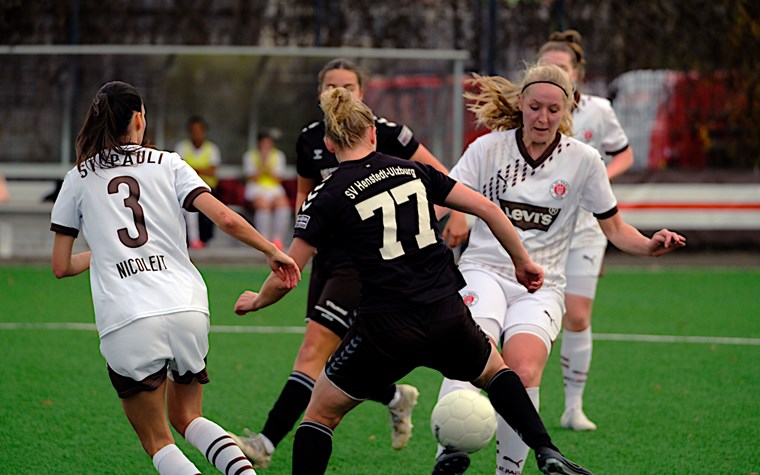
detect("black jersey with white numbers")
[296,117,420,184]
[294,152,464,312]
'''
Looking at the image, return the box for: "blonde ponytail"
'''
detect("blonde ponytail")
[319,87,374,150]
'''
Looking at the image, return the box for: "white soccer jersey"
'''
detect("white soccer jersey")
[570,94,630,249]
[51,146,211,337]
[451,129,618,292]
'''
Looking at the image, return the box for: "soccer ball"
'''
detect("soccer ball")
[430,389,497,453]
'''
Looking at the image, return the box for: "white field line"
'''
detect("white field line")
[1,322,759,346]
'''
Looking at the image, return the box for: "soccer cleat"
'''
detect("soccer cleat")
[227,429,272,468]
[388,384,420,450]
[560,407,597,431]
[535,447,592,475]
[432,450,470,475]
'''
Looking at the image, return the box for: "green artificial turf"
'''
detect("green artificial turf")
[1,265,758,474]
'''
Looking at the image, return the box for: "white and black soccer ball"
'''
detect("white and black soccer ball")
[430,389,497,453]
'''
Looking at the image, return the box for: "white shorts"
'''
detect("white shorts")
[564,244,606,299]
[100,311,210,382]
[459,266,565,354]
[245,183,286,202]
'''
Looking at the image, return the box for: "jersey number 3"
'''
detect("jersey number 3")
[354,179,436,260]
[108,176,149,248]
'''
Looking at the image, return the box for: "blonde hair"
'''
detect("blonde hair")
[319,87,374,150]
[538,30,587,82]
[466,63,575,135]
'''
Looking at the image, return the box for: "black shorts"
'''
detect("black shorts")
[306,254,361,338]
[324,293,491,400]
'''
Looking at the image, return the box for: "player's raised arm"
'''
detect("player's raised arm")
[235,237,315,315]
[192,192,300,287]
[444,181,543,293]
[598,213,686,257]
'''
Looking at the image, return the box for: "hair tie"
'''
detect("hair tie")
[520,80,569,97]
[92,92,108,117]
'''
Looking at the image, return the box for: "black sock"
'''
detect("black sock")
[484,369,557,451]
[293,421,333,475]
[367,384,396,405]
[261,371,315,446]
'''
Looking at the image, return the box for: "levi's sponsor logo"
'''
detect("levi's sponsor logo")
[499,200,560,231]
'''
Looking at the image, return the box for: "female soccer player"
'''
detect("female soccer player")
[229,58,469,467]
[538,30,635,432]
[434,64,685,475]
[50,81,300,475]
[233,86,592,475]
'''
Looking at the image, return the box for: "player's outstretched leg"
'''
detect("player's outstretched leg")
[535,447,593,475]
[227,429,273,469]
[432,449,471,475]
[386,384,420,450]
[484,369,592,475]
[228,370,315,467]
[185,417,256,475]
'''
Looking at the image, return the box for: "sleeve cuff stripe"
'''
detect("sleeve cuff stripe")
[606,144,630,156]
[594,206,619,220]
[183,187,211,211]
[50,223,79,237]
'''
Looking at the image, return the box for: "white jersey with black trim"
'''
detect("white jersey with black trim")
[570,93,630,249]
[50,146,211,337]
[450,129,617,292]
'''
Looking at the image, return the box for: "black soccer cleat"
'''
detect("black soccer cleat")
[432,450,471,475]
[535,447,593,475]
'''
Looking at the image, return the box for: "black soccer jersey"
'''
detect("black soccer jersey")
[294,152,465,312]
[296,117,420,184]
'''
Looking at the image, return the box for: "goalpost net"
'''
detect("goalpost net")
[0,45,468,174]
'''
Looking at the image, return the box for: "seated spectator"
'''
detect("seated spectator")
[243,130,290,250]
[175,116,221,249]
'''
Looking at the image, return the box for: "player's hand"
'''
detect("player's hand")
[266,249,301,289]
[234,290,260,315]
[649,229,686,257]
[441,210,470,248]
[515,260,544,293]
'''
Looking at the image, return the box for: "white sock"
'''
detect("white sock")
[495,387,539,475]
[561,327,592,412]
[272,206,291,242]
[435,378,480,457]
[184,417,256,475]
[152,444,200,475]
[253,209,273,240]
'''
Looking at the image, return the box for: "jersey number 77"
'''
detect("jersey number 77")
[353,179,436,260]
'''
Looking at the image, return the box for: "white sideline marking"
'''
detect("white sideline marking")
[591,333,760,346]
[1,322,759,346]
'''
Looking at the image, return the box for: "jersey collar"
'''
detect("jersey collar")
[516,127,561,169]
[340,151,377,167]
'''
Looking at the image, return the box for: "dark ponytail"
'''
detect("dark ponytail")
[75,81,144,167]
